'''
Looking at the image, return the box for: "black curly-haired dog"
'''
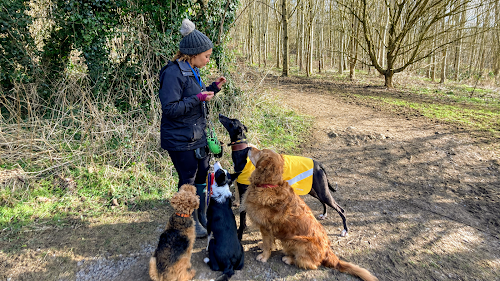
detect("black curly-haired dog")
[149,184,199,281]
[204,163,244,281]
[218,114,348,240]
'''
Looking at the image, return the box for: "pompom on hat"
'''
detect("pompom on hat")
[179,19,213,55]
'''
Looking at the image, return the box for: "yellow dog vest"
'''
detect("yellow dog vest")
[236,155,314,195]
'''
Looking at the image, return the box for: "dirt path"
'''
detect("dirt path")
[4,74,500,281]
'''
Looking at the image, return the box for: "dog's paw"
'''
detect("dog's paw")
[317,214,327,220]
[188,269,196,280]
[340,229,348,237]
[256,253,269,263]
[203,257,210,264]
[282,256,294,265]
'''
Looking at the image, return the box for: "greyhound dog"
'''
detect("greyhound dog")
[218,114,348,240]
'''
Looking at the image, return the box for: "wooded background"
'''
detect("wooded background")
[232,0,500,87]
[1,0,499,100]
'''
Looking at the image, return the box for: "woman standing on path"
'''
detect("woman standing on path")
[158,19,226,238]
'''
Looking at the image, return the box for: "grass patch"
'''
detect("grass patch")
[410,84,500,106]
[347,76,500,142]
[0,163,178,239]
[358,95,499,135]
[249,94,312,153]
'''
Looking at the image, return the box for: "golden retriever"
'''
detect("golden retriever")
[242,147,378,281]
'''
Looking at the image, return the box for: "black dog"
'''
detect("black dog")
[218,114,348,240]
[204,163,244,281]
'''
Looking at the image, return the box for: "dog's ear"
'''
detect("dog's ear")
[187,193,200,211]
[248,147,261,166]
[236,123,247,134]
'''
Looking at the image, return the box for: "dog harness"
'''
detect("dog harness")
[236,155,314,195]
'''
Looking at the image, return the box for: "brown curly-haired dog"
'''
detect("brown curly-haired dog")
[242,147,378,281]
[149,184,200,281]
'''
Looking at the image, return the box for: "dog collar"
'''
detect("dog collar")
[228,139,246,145]
[175,213,190,218]
[257,184,278,188]
[228,139,247,150]
[230,142,248,151]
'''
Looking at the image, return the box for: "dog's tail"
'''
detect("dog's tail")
[322,249,378,281]
[318,162,338,192]
[149,256,160,281]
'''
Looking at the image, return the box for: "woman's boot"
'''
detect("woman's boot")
[195,183,208,228]
[192,208,207,238]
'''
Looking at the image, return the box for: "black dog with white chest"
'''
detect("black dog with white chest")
[218,114,348,240]
[204,163,244,281]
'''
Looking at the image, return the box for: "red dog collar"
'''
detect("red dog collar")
[176,213,190,218]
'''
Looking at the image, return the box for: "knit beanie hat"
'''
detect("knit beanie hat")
[179,19,213,55]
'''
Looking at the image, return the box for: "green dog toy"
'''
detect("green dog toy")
[207,126,221,154]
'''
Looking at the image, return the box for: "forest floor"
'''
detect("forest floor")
[2,70,500,281]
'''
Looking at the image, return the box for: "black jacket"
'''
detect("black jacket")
[159,60,220,151]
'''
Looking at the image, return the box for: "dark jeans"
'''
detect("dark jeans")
[167,149,210,190]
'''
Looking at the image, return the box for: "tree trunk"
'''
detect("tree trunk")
[384,71,394,88]
[306,23,311,76]
[430,25,438,82]
[300,4,305,72]
[329,0,334,68]
[477,8,490,77]
[430,54,436,82]
[258,10,261,67]
[439,46,447,84]
[426,56,432,78]
[439,18,448,84]
[308,19,314,75]
[338,0,345,74]
[319,18,324,73]
[276,1,281,69]
[494,0,500,82]
[297,2,302,71]
[468,15,479,75]
[378,6,389,68]
[282,0,289,76]
[247,4,254,64]
[453,8,466,81]
[264,3,269,67]
[349,12,359,80]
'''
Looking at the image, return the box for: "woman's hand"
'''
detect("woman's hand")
[197,91,215,102]
[215,76,227,89]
